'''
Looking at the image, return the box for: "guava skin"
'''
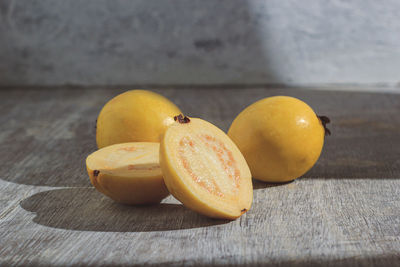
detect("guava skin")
[96,90,181,149]
[228,96,327,183]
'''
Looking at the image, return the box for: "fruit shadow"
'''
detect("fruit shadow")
[20,187,230,232]
[252,179,293,190]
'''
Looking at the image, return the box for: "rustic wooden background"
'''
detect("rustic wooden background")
[0,87,399,266]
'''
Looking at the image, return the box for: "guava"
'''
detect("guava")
[160,115,253,219]
[86,142,169,204]
[228,96,330,183]
[96,90,181,148]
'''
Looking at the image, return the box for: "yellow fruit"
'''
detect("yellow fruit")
[86,142,169,204]
[228,96,329,183]
[160,115,253,219]
[96,90,181,148]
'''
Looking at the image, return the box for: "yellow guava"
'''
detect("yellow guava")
[86,142,169,204]
[228,96,330,183]
[96,90,181,148]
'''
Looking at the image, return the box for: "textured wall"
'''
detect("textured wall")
[0,0,400,86]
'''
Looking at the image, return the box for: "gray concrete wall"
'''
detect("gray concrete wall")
[1,0,400,87]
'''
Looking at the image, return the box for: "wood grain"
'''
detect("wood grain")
[0,87,399,266]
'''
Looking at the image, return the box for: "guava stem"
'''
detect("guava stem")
[318,115,331,136]
[93,170,100,177]
[174,114,190,123]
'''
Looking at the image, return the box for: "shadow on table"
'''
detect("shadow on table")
[162,255,400,267]
[252,179,293,190]
[20,187,230,232]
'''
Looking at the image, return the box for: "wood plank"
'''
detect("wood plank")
[0,179,399,266]
[0,87,399,266]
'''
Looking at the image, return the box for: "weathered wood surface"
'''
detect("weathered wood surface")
[0,87,399,266]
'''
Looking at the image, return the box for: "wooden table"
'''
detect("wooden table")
[1,87,399,266]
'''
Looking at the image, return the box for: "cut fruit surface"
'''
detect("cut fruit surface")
[86,142,169,204]
[160,116,253,219]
